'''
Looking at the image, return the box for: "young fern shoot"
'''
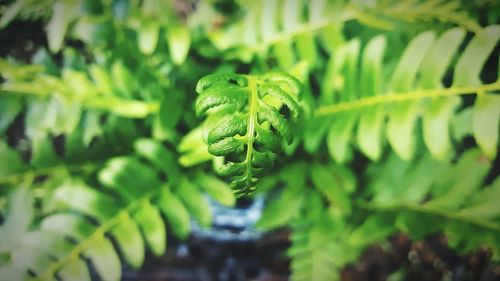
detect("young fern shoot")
[195,72,302,196]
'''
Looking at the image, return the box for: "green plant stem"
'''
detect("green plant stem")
[0,163,97,186]
[1,90,159,118]
[360,201,500,232]
[314,81,500,116]
[249,1,479,54]
[379,3,482,33]
[244,76,258,185]
[36,193,157,280]
[251,10,355,53]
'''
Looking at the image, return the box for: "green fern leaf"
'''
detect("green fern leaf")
[195,72,302,196]
[316,25,500,162]
[364,149,500,253]
[0,143,195,281]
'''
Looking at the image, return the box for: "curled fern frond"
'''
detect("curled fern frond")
[195,72,302,196]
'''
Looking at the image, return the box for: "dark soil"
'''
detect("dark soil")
[131,231,500,281]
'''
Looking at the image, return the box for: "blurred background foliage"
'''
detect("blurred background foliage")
[0,0,499,280]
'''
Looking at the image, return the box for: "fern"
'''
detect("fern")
[256,162,390,280]
[1,1,499,280]
[0,0,55,29]
[208,0,478,65]
[194,72,302,196]
[306,25,500,162]
[363,148,500,253]
[0,138,233,280]
[353,0,482,32]
[259,148,499,280]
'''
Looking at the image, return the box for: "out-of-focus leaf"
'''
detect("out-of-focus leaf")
[54,181,120,222]
[153,93,182,141]
[428,149,491,208]
[84,234,121,281]
[46,1,80,53]
[133,201,166,256]
[0,187,33,252]
[273,40,296,70]
[460,178,500,219]
[453,25,500,87]
[422,98,460,160]
[473,94,500,159]
[348,214,395,246]
[30,135,59,168]
[167,25,191,65]
[419,28,465,88]
[296,33,317,68]
[59,259,92,281]
[178,126,214,167]
[82,111,102,146]
[110,213,144,269]
[194,173,235,207]
[310,165,351,214]
[0,0,27,28]
[386,31,435,160]
[419,28,465,160]
[112,0,130,21]
[98,157,160,201]
[157,187,191,239]
[138,21,159,55]
[327,113,356,163]
[357,35,386,161]
[134,138,180,182]
[178,178,212,227]
[0,141,26,177]
[257,187,305,230]
[0,96,22,133]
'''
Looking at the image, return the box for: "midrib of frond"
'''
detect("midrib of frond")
[372,3,482,33]
[246,1,479,54]
[0,163,97,187]
[250,11,355,53]
[362,201,500,232]
[244,77,258,186]
[314,81,500,117]
[1,87,159,118]
[36,191,158,280]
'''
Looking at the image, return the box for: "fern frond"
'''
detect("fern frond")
[289,215,341,281]
[195,72,302,196]
[209,0,478,66]
[0,0,55,29]
[354,0,482,33]
[0,139,221,280]
[310,25,500,162]
[363,148,500,252]
[0,60,160,120]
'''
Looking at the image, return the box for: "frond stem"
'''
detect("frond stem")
[1,90,159,118]
[0,163,97,187]
[361,201,500,232]
[36,190,159,280]
[244,77,258,186]
[249,2,479,54]
[314,81,500,116]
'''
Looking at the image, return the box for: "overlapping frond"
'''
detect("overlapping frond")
[0,0,191,63]
[306,25,500,162]
[0,139,234,280]
[364,148,500,252]
[208,0,478,65]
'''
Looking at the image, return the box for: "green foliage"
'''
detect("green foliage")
[0,0,499,280]
[0,138,227,280]
[195,72,302,196]
[364,149,500,252]
[310,25,500,162]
